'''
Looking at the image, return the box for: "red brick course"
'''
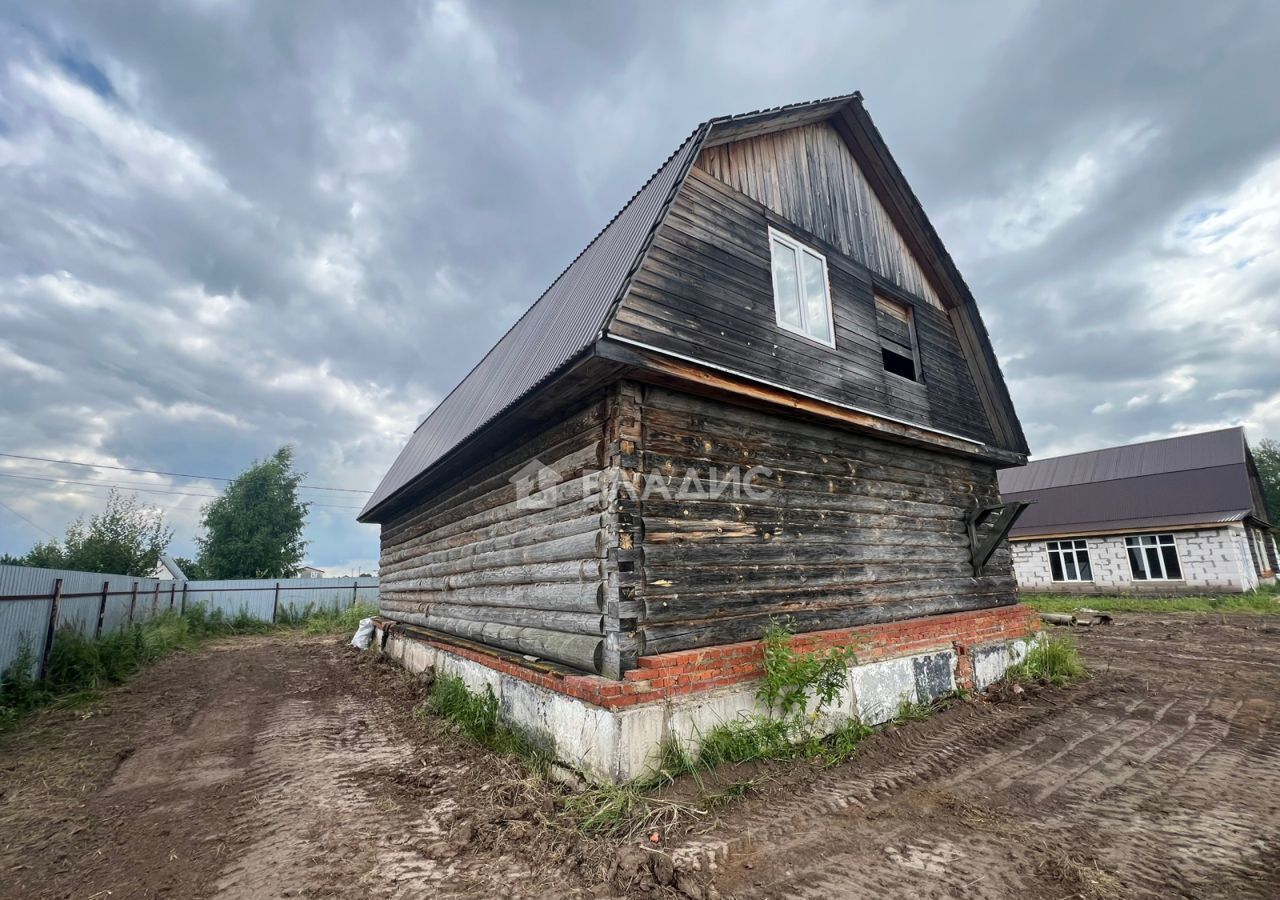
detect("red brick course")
[376,604,1037,711]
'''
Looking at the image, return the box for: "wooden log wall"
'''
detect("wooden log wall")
[378,396,615,674]
[628,384,1017,656]
[696,121,943,309]
[610,165,996,446]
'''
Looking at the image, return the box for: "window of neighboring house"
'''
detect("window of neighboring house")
[874,295,920,382]
[1047,539,1092,582]
[769,228,835,347]
[1125,533,1183,580]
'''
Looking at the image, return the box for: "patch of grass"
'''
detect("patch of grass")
[422,673,551,768]
[303,601,378,635]
[1022,585,1280,616]
[891,697,933,725]
[1006,634,1087,686]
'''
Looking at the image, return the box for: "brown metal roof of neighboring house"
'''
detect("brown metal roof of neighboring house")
[999,427,1270,539]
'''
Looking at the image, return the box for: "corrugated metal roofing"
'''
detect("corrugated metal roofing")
[361,95,872,521]
[359,126,706,519]
[999,428,1266,539]
[362,92,1021,521]
[999,427,1246,493]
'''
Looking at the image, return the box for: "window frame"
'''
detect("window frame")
[874,293,923,384]
[1124,533,1184,581]
[1046,538,1093,583]
[767,227,836,349]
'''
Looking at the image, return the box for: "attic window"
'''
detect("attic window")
[768,229,834,347]
[875,295,919,382]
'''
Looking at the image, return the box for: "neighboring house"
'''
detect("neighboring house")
[296,566,326,579]
[361,92,1040,780]
[999,428,1278,594]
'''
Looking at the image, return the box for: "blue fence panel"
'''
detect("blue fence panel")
[1,564,379,679]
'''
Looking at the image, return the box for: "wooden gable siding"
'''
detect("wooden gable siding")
[623,384,1016,655]
[377,394,617,674]
[696,121,943,309]
[610,166,996,445]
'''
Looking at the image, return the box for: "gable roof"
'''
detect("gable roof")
[361,93,1022,522]
[999,427,1270,538]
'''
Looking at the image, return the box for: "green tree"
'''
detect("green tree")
[1255,438,1280,527]
[171,556,206,580]
[62,490,173,575]
[2,491,173,575]
[195,446,309,579]
[20,540,69,569]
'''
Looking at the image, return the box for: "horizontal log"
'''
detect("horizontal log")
[640,593,1018,655]
[643,539,968,569]
[383,529,605,583]
[382,408,606,543]
[383,611,605,674]
[380,510,606,573]
[643,575,1015,623]
[381,599,604,636]
[380,580,603,613]
[642,561,972,597]
[384,454,605,551]
[381,559,605,592]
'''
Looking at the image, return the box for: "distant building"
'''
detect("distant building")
[999,428,1278,594]
[296,566,326,579]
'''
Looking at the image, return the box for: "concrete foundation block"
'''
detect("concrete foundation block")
[376,623,1033,784]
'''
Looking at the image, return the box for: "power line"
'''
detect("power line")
[0,497,57,539]
[0,451,373,494]
[0,471,365,510]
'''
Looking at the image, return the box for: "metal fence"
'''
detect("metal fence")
[0,564,379,679]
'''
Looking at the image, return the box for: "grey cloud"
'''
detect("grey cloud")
[1,0,1277,564]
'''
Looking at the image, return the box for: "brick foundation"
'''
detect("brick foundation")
[375,604,1038,708]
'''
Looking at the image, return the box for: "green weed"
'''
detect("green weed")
[303,601,378,634]
[757,622,856,719]
[1006,635,1087,686]
[422,673,551,767]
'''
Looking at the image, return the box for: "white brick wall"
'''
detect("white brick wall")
[1011,524,1253,594]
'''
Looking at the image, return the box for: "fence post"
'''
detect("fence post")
[39,578,64,680]
[272,581,281,623]
[180,582,188,614]
[129,581,138,625]
[152,583,160,619]
[95,580,109,638]
[170,582,176,611]
[352,579,359,611]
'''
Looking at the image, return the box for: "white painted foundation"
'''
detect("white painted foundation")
[376,623,1035,784]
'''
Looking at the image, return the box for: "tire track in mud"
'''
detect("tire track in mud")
[208,688,544,900]
[682,616,1280,900]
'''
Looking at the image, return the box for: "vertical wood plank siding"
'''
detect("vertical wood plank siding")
[631,384,1016,655]
[378,397,613,673]
[610,166,996,445]
[696,122,943,309]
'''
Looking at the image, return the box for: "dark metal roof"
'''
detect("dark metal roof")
[362,92,1025,521]
[999,428,1267,538]
[361,95,871,521]
[359,126,706,519]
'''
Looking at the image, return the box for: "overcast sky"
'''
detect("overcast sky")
[1,1,1277,573]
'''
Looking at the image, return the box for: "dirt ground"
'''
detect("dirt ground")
[2,614,1278,899]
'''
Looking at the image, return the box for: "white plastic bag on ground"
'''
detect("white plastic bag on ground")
[351,617,376,650]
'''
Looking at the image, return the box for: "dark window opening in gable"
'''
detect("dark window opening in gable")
[875,295,920,382]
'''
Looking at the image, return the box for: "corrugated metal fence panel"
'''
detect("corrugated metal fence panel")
[1,565,380,680]
[178,577,378,620]
[0,565,168,677]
